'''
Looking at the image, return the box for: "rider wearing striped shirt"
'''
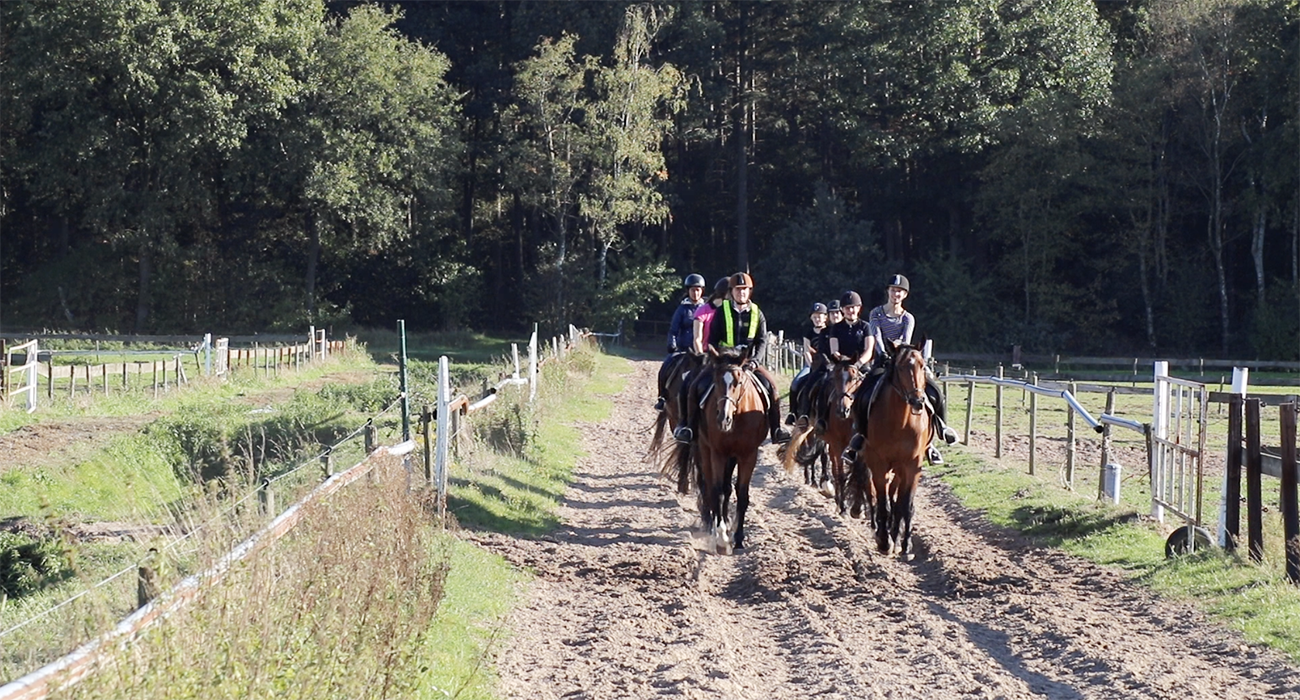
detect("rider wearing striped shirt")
[846,274,959,464]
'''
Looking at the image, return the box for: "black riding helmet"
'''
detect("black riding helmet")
[886,274,910,292]
[840,290,862,307]
[684,273,706,288]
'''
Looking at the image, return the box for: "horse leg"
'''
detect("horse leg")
[831,450,848,515]
[893,465,922,559]
[733,452,758,550]
[819,446,836,500]
[871,466,892,553]
[715,456,737,552]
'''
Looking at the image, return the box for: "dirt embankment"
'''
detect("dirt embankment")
[469,359,1300,699]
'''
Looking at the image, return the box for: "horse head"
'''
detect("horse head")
[709,346,752,433]
[833,359,864,420]
[890,343,928,415]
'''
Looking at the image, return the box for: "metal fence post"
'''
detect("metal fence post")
[1066,380,1076,489]
[436,356,450,519]
[1028,372,1038,475]
[995,364,1004,459]
[422,405,434,484]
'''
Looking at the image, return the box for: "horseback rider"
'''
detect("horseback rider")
[674,272,792,446]
[655,274,707,412]
[811,290,871,431]
[844,274,959,464]
[786,302,829,425]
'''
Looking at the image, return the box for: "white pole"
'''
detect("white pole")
[435,356,450,518]
[529,326,538,403]
[203,333,212,376]
[1217,368,1250,546]
[1151,361,1169,522]
[512,343,521,381]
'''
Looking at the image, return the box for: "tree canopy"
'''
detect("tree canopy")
[2,0,1298,359]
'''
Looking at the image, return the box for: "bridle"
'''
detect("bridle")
[889,346,928,415]
[834,362,864,419]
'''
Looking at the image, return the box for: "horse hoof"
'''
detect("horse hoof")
[818,481,835,498]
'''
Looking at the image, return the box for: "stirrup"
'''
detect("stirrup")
[673,426,693,444]
[927,445,944,464]
[654,397,666,412]
[770,427,791,444]
[941,425,959,445]
[784,412,796,425]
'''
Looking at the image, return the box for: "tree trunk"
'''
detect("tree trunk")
[734,2,749,272]
[134,242,152,334]
[305,212,320,320]
[1251,206,1266,303]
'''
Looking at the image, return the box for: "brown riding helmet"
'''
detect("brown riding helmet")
[730,272,754,289]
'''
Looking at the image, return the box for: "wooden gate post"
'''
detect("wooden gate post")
[1246,398,1264,563]
[1225,395,1243,553]
[1280,402,1299,584]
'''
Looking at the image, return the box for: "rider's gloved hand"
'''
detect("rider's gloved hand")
[742,359,758,372]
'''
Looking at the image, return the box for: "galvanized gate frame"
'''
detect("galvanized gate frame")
[1150,361,1209,530]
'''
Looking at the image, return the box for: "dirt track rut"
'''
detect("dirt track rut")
[468,359,1300,699]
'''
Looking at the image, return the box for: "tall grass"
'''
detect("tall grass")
[51,455,446,700]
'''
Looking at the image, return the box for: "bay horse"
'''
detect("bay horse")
[782,359,862,513]
[666,347,769,552]
[846,342,933,559]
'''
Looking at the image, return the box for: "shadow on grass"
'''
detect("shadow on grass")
[1009,503,1142,544]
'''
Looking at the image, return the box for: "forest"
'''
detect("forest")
[1,0,1298,358]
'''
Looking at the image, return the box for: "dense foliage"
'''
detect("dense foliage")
[2,0,1297,357]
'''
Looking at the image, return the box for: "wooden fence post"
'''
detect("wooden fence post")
[1066,380,1076,489]
[1225,394,1243,553]
[102,364,108,394]
[364,420,377,455]
[153,361,159,398]
[1246,398,1264,563]
[137,549,160,609]
[1281,402,1299,584]
[258,477,275,517]
[422,406,433,484]
[995,365,1004,459]
[320,448,334,481]
[47,359,54,399]
[1028,372,1038,475]
[1099,390,1115,501]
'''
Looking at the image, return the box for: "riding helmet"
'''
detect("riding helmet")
[886,274,910,292]
[683,273,706,288]
[730,272,754,289]
[840,290,863,307]
[827,299,842,312]
[810,302,828,314]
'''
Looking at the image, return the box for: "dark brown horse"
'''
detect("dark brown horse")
[667,347,769,552]
[846,342,933,559]
[649,352,701,492]
[783,359,862,513]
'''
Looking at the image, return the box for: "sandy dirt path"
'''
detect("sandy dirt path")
[468,359,1300,699]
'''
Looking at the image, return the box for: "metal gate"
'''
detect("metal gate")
[1150,361,1209,529]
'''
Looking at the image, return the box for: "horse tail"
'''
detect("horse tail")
[781,423,814,475]
[647,410,669,459]
[661,437,695,495]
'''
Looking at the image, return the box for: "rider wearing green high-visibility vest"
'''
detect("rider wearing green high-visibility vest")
[673,272,792,446]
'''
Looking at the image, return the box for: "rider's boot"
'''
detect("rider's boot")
[934,415,959,445]
[843,432,865,464]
